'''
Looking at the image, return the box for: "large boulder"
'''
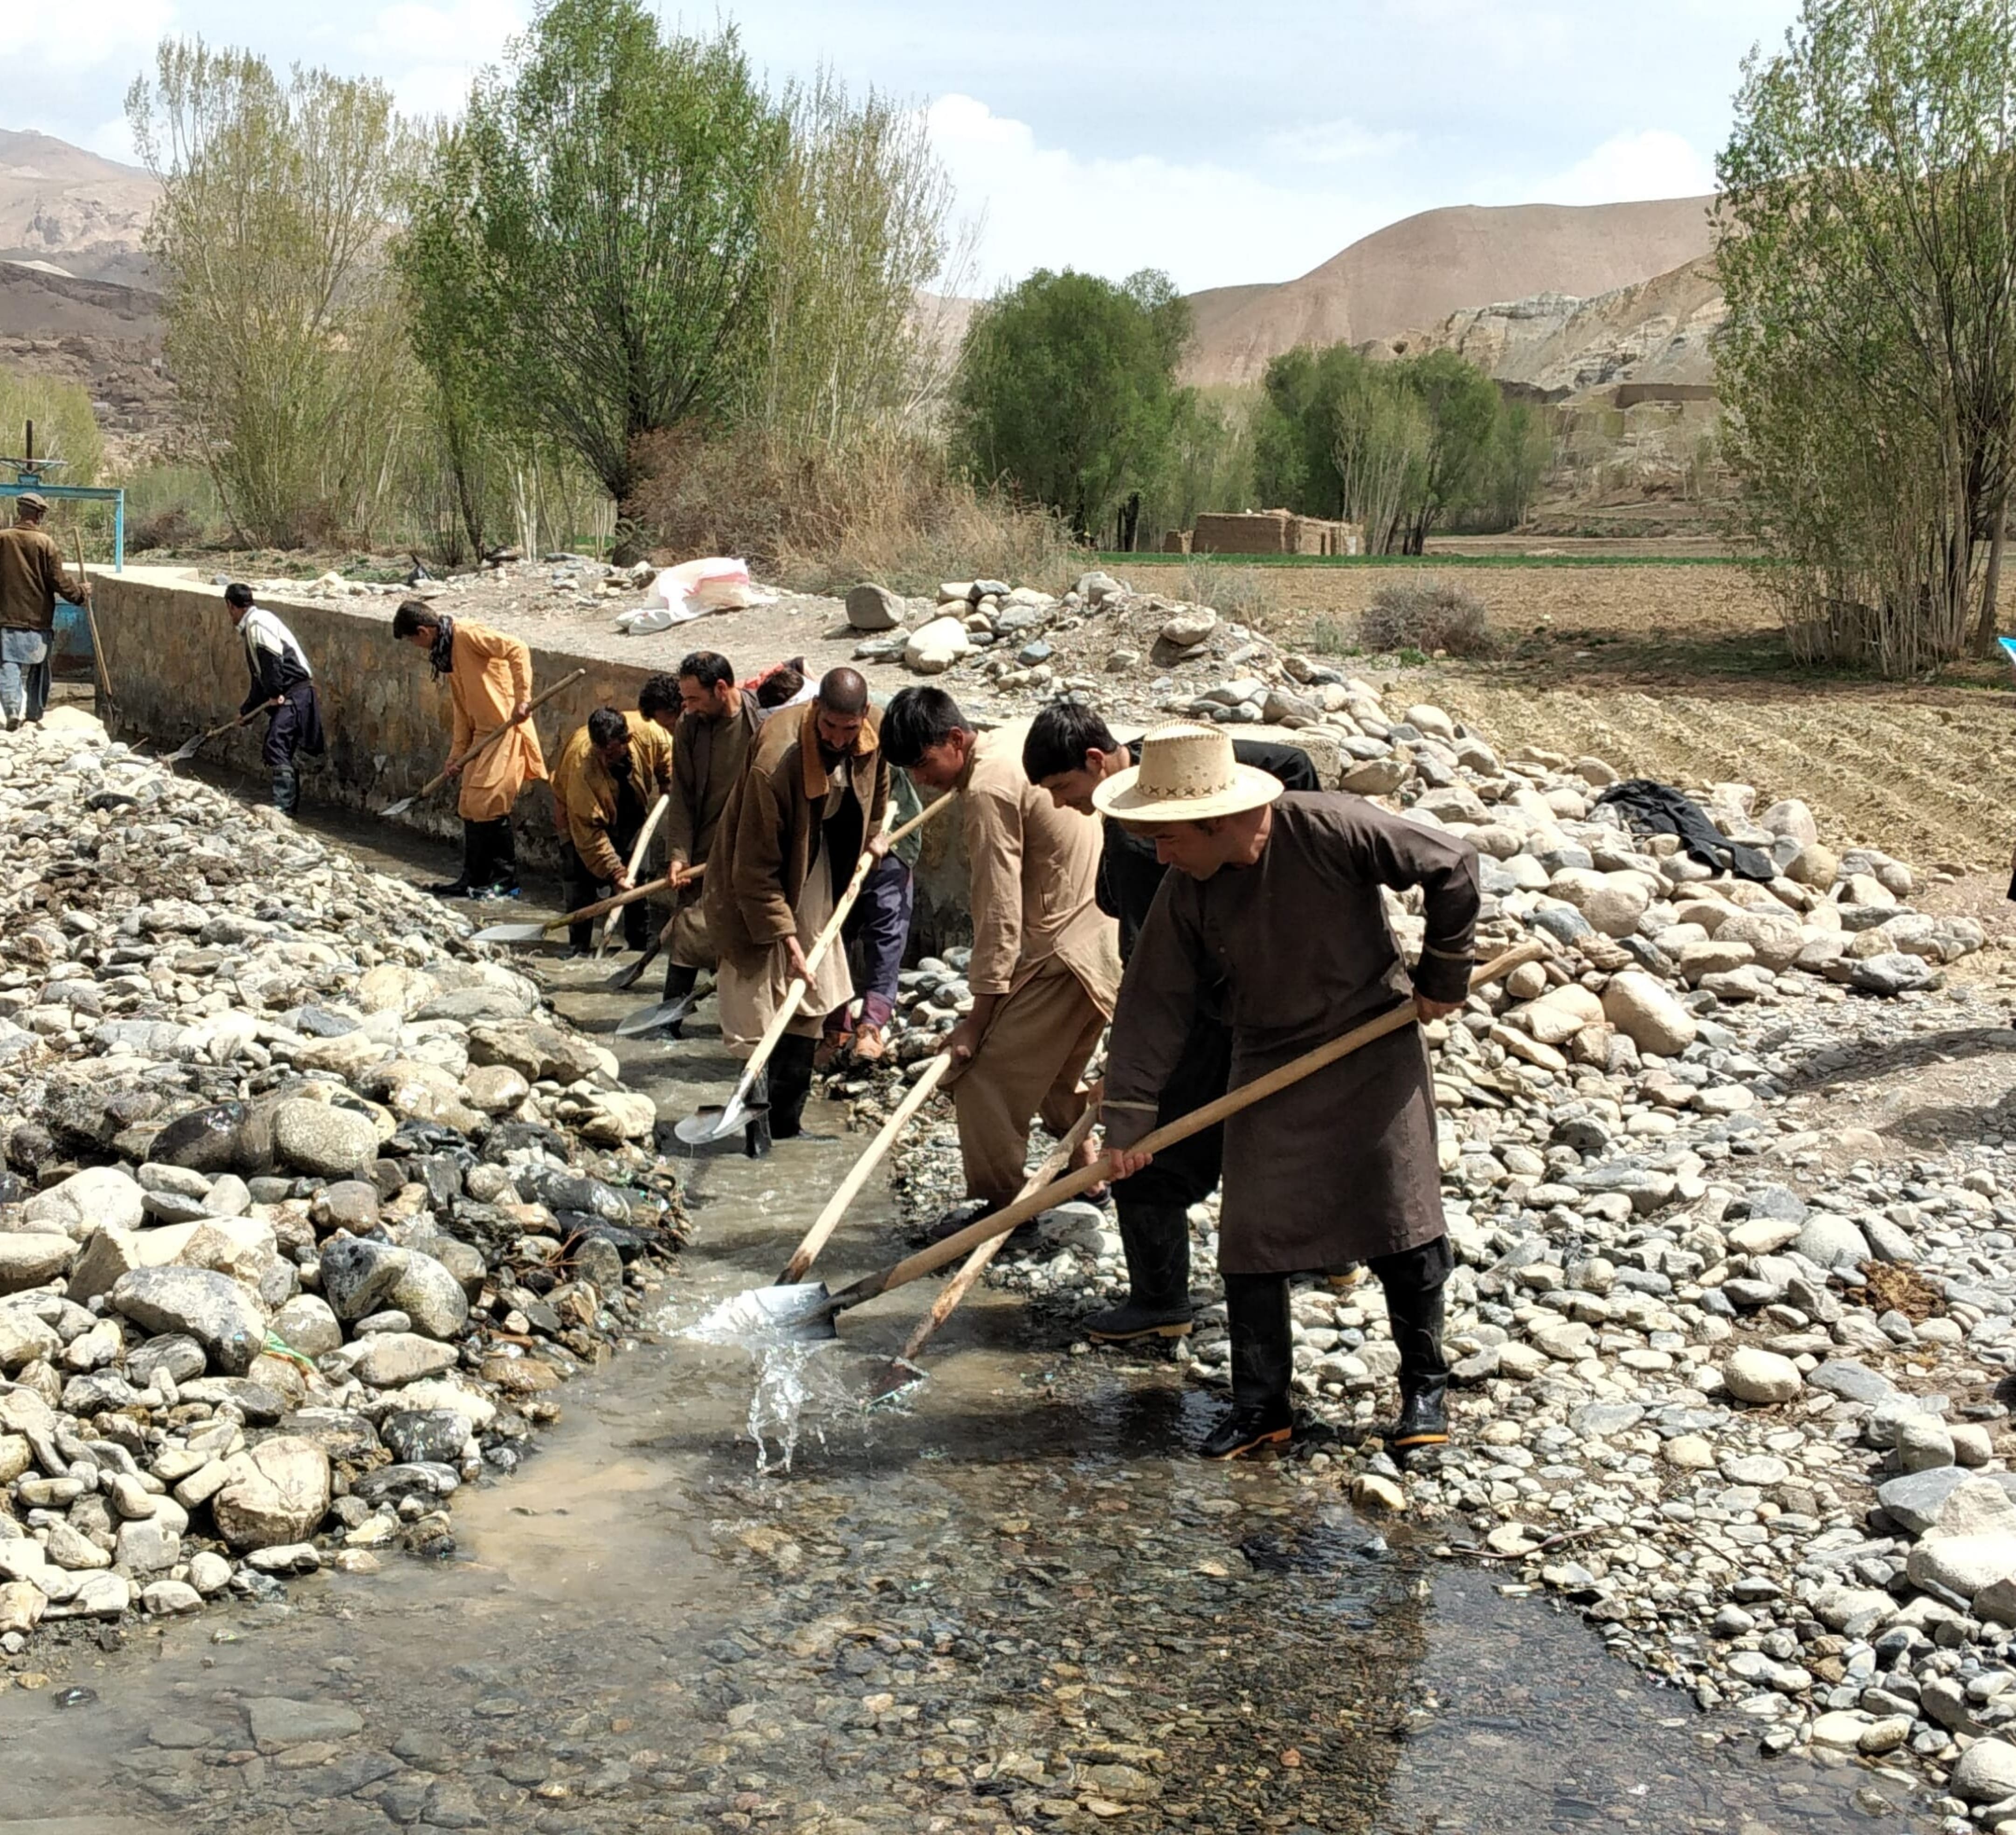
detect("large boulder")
[210,1436,331,1551]
[22,1166,145,1238]
[1600,972,1696,1057]
[844,582,902,632]
[109,1266,268,1375]
[902,615,971,675]
[271,1100,379,1179]
[1953,1739,2016,1805]
[468,1021,610,1085]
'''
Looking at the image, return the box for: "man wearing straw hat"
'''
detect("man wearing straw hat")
[881,686,1120,1240]
[1098,724,1479,1461]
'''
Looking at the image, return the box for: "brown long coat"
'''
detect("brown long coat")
[0,526,80,635]
[703,699,890,962]
[662,689,762,966]
[549,712,675,880]
[958,722,1119,1014]
[445,620,546,822]
[1103,794,1480,1275]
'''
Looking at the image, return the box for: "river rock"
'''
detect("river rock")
[0,1233,76,1294]
[390,1251,470,1339]
[23,1165,145,1237]
[903,616,971,674]
[1600,973,1696,1057]
[210,1436,331,1550]
[1724,1347,1803,1404]
[271,1100,378,1179]
[845,582,902,632]
[318,1235,409,1323]
[110,1267,267,1374]
[383,1409,469,1466]
[340,1331,459,1387]
[1952,1737,2016,1802]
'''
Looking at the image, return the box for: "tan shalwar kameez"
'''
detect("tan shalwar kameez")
[445,620,545,821]
[704,702,889,1055]
[1102,794,1479,1275]
[951,723,1122,1209]
[662,688,762,969]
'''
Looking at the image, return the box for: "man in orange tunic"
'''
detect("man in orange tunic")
[393,600,547,898]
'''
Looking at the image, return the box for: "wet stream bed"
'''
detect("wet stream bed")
[0,787,1940,1833]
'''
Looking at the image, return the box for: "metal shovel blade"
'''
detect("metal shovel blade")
[470,921,554,945]
[674,1093,766,1146]
[708,1282,837,1343]
[380,795,416,818]
[615,990,701,1037]
[167,737,205,763]
[867,1358,927,1405]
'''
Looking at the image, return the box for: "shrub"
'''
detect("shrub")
[1177,559,1278,623]
[128,508,203,552]
[1356,578,1493,656]
[625,427,1084,596]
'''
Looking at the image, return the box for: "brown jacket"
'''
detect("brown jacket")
[550,712,675,881]
[664,689,761,870]
[0,526,81,635]
[958,722,1120,1014]
[1103,794,1479,1275]
[704,700,890,960]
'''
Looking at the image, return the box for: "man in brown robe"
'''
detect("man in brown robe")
[703,668,890,1154]
[0,492,88,731]
[1098,724,1479,1461]
[882,687,1120,1239]
[640,654,761,1032]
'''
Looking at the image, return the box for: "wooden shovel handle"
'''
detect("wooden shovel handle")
[598,792,671,957]
[894,1096,1099,1365]
[414,666,586,801]
[827,938,1547,1316]
[717,790,958,1119]
[779,1053,954,1284]
[540,873,672,932]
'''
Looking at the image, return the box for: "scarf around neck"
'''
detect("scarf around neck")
[427,614,456,681]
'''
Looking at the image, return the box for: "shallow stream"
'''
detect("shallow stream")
[0,788,1939,1833]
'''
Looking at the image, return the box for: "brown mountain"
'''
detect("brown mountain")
[0,129,157,287]
[1181,196,1717,387]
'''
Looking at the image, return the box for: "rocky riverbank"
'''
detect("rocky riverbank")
[0,711,685,1666]
[815,606,2016,1817]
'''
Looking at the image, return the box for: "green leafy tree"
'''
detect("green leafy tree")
[435,0,787,502]
[127,39,417,546]
[1717,0,2016,673]
[951,268,1192,542]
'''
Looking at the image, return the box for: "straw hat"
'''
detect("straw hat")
[1091,723,1284,823]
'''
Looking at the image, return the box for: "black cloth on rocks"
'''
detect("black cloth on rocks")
[1595,778,1774,882]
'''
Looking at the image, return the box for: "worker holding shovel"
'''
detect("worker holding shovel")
[0,491,87,732]
[702,668,890,1155]
[1096,725,1480,1462]
[222,584,323,814]
[392,599,547,900]
[550,705,674,955]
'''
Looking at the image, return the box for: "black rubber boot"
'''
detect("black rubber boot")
[1200,1273,1294,1459]
[660,963,699,1039]
[428,820,483,897]
[1084,1203,1194,1342]
[766,1033,818,1140]
[269,763,299,816]
[474,819,519,899]
[1377,1240,1452,1452]
[743,1068,772,1159]
[925,1197,997,1245]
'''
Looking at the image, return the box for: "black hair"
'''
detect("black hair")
[756,666,804,710]
[587,706,628,748]
[881,686,972,768]
[637,672,680,719]
[817,666,870,717]
[677,650,735,691]
[1023,701,1118,783]
[391,600,440,639]
[223,583,254,611]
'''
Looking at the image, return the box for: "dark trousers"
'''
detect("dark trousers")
[559,785,647,949]
[829,852,912,1031]
[262,683,321,815]
[1112,1009,1233,1210]
[460,816,517,890]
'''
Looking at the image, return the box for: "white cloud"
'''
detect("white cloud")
[926,93,1397,294]
[1535,129,1717,206]
[352,0,525,118]
[1264,119,1415,166]
[9,0,173,75]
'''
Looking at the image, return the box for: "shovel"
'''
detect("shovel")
[473,874,672,945]
[609,866,704,998]
[381,667,585,818]
[737,938,1548,1341]
[72,530,117,719]
[597,793,670,958]
[773,1052,954,1286]
[672,791,956,1147]
[169,698,281,764]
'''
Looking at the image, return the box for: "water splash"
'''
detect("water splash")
[678,1290,856,1473]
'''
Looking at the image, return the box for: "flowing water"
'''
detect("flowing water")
[0,791,1943,1833]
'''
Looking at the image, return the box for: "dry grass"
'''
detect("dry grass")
[1358,578,1494,657]
[627,428,1085,598]
[1176,559,1280,623]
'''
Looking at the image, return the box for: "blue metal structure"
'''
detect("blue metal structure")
[0,479,124,572]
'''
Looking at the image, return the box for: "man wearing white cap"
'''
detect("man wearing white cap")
[1098,724,1480,1461]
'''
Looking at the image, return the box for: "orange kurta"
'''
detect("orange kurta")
[446,620,546,821]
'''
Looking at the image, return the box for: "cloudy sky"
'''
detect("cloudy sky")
[15,0,1802,293]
